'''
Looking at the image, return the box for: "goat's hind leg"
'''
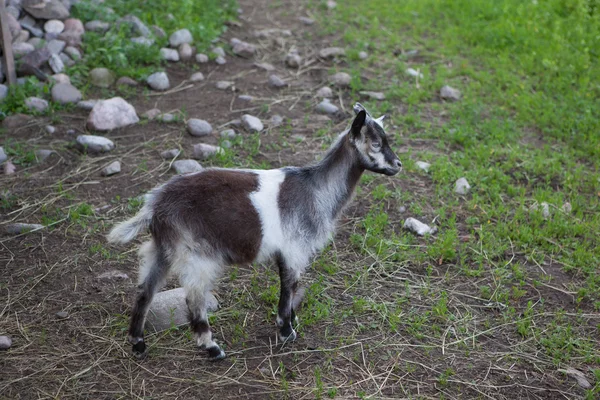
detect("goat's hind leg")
[276,254,300,343]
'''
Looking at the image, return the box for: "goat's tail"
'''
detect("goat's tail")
[107,200,154,244]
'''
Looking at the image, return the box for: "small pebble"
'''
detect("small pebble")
[56,311,68,319]
[238,95,253,102]
[0,336,12,350]
[454,177,471,195]
[268,74,287,88]
[215,56,226,65]
[101,161,121,176]
[195,53,209,63]
[187,119,213,136]
[190,72,205,82]
[160,149,181,159]
[406,68,424,79]
[416,161,431,172]
[403,217,437,236]
[317,86,333,98]
[220,129,236,139]
[142,108,161,120]
[172,160,203,174]
[241,115,264,133]
[45,125,56,134]
[216,81,234,90]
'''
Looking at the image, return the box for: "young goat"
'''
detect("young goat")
[107,103,402,360]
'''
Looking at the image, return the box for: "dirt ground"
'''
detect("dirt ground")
[1,0,596,399]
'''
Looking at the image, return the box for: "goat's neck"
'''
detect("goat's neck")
[310,133,364,218]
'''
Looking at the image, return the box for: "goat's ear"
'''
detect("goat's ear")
[351,110,367,137]
[353,103,366,115]
[374,115,386,128]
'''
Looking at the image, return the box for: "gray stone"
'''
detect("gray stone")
[44,19,64,35]
[298,17,314,25]
[415,161,431,172]
[5,223,44,234]
[35,149,54,162]
[172,159,202,174]
[317,86,333,98]
[192,143,222,160]
[403,218,437,236]
[14,30,30,44]
[46,39,65,55]
[151,25,166,38]
[216,80,233,90]
[0,147,6,164]
[6,5,19,19]
[146,72,170,91]
[117,15,151,37]
[101,161,121,176]
[195,53,208,63]
[145,288,217,332]
[406,68,423,79]
[160,149,180,159]
[19,46,51,69]
[157,113,175,123]
[268,74,286,88]
[160,48,179,62]
[87,97,139,131]
[0,85,8,102]
[454,177,471,195]
[169,29,193,47]
[63,46,81,60]
[97,270,129,280]
[56,311,68,319]
[27,37,45,48]
[241,114,263,133]
[76,135,115,153]
[12,42,35,58]
[253,29,292,38]
[559,368,592,389]
[90,68,116,88]
[6,12,21,39]
[319,47,346,59]
[77,100,97,111]
[238,95,253,102]
[316,99,338,115]
[24,0,69,20]
[440,85,461,101]
[561,202,572,213]
[254,62,275,71]
[141,108,161,120]
[330,72,351,87]
[232,40,256,58]
[270,114,284,127]
[59,52,74,67]
[221,140,232,149]
[4,161,16,175]
[286,53,302,68]
[398,206,407,213]
[211,46,225,57]
[359,51,368,60]
[21,20,43,38]
[51,73,70,84]
[178,43,193,61]
[45,125,56,134]
[220,129,236,139]
[25,96,48,112]
[51,83,82,104]
[360,91,385,100]
[215,55,226,65]
[541,202,551,219]
[0,336,12,350]
[187,119,213,137]
[116,76,138,87]
[190,72,204,82]
[131,37,154,47]
[85,20,110,33]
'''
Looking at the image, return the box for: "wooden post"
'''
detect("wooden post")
[0,1,17,86]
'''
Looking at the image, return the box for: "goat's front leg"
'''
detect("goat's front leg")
[276,255,300,342]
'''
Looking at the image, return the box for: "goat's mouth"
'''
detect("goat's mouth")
[371,167,401,176]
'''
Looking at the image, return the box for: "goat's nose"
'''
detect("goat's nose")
[394,159,402,169]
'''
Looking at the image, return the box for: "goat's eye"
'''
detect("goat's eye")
[371,142,382,150]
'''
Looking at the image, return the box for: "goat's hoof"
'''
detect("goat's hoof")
[279,328,297,343]
[206,345,226,361]
[132,341,147,358]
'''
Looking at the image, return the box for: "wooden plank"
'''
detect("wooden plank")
[0,1,17,86]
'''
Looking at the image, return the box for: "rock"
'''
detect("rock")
[20,47,51,71]
[253,29,292,39]
[145,288,218,332]
[97,270,129,280]
[254,62,275,71]
[51,83,82,104]
[241,115,264,133]
[559,368,592,389]
[5,223,44,234]
[220,129,236,139]
[440,85,461,101]
[141,108,161,120]
[27,37,45,48]
[270,115,284,127]
[90,68,115,88]
[56,311,68,319]
[211,46,225,57]
[187,119,213,137]
[169,29,193,47]
[14,30,30,44]
[44,20,64,35]
[101,161,121,176]
[76,135,115,153]
[160,48,179,62]
[6,13,21,39]
[59,52,74,67]
[0,147,6,164]
[298,17,314,25]
[35,149,54,162]
[195,53,209,63]
[12,42,35,57]
[57,30,83,47]
[268,74,286,88]
[45,125,56,134]
[238,95,253,102]
[359,51,368,60]
[24,0,69,20]
[454,177,471,195]
[116,76,138,87]
[0,85,8,102]
[190,72,204,82]
[416,161,431,172]
[316,99,338,115]
[286,53,302,68]
[326,0,337,9]
[63,46,81,60]
[360,91,385,100]
[406,68,423,79]
[131,37,154,47]
[561,202,572,213]
[330,72,351,87]
[215,56,226,65]
[63,19,85,35]
[398,206,407,213]
[4,161,16,175]
[2,114,33,129]
[87,98,139,131]
[232,40,256,58]
[160,149,180,159]
[192,143,222,160]
[77,100,97,111]
[0,336,12,350]
[46,39,66,55]
[85,20,110,33]
[319,47,345,59]
[25,97,49,112]
[221,140,232,149]
[51,73,70,84]
[404,218,437,236]
[146,72,170,91]
[216,81,234,90]
[151,25,166,38]
[6,4,19,19]
[117,15,151,37]
[317,86,333,98]
[172,160,202,174]
[157,113,175,123]
[540,202,551,219]
[178,43,193,61]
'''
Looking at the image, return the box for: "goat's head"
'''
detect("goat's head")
[349,103,402,176]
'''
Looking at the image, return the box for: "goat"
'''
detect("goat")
[107,103,402,360]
